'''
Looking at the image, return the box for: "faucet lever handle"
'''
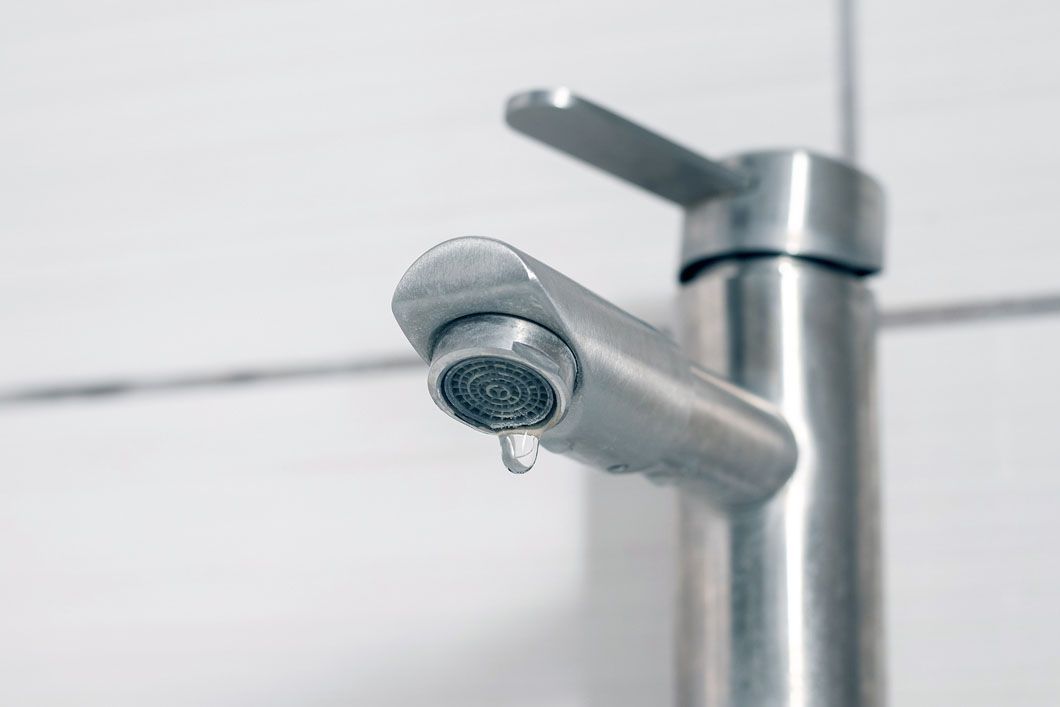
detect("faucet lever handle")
[505,88,752,206]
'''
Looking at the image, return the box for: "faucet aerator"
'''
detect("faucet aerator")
[426,314,577,437]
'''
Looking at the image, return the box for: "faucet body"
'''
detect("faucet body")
[391,89,885,706]
[674,147,885,705]
[679,259,882,706]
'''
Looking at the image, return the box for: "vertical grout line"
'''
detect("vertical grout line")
[837,0,860,163]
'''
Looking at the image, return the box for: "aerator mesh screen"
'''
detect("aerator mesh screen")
[441,356,556,430]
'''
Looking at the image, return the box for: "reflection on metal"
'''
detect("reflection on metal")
[395,88,887,706]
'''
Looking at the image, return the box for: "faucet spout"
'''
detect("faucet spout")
[392,236,797,506]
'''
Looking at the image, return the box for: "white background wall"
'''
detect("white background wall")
[1,0,1058,704]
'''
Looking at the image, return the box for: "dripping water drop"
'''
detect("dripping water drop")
[499,431,539,474]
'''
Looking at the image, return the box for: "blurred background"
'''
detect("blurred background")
[1,0,1058,704]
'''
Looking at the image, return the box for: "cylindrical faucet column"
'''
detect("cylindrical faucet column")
[675,151,886,706]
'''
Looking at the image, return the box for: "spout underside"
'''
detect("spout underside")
[393,237,798,505]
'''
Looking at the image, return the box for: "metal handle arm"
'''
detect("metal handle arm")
[505,88,752,205]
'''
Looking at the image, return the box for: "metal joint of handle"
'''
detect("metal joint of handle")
[505,87,885,278]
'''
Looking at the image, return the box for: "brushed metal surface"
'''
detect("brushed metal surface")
[392,237,797,506]
[505,89,884,281]
[506,87,751,204]
[681,150,885,278]
[678,258,883,706]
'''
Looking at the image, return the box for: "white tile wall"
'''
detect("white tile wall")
[882,317,1060,704]
[3,0,1060,705]
[0,374,591,706]
[864,0,1060,305]
[0,0,837,386]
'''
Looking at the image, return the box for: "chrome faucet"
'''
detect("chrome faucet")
[392,237,797,503]
[391,88,886,707]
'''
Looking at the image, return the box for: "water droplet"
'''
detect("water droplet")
[499,431,539,474]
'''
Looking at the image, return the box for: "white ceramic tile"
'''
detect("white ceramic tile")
[0,371,594,706]
[863,0,1060,305]
[881,316,1060,704]
[4,316,1060,704]
[0,0,838,386]
[578,472,676,707]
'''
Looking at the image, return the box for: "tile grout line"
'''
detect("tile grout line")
[837,0,860,163]
[0,355,424,407]
[879,293,1060,329]
[3,294,1060,407]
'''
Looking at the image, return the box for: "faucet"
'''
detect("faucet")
[391,88,886,707]
[392,237,798,503]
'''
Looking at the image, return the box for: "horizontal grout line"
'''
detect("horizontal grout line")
[0,355,424,407]
[880,292,1060,329]
[3,293,1060,407]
